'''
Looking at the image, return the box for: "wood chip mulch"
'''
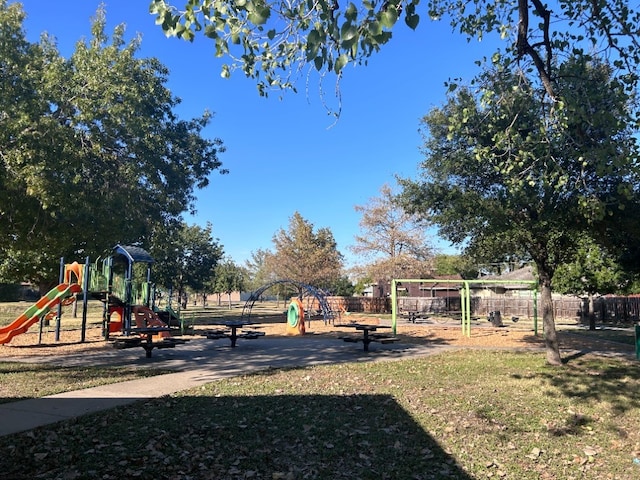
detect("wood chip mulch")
[1,318,634,360]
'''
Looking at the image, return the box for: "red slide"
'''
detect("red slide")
[0,283,82,345]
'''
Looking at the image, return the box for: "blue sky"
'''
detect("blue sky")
[17,0,502,268]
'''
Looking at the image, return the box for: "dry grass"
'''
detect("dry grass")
[0,350,639,479]
[0,303,638,478]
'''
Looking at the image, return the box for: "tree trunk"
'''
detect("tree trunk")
[588,294,596,330]
[538,270,562,365]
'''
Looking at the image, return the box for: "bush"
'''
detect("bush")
[0,283,21,302]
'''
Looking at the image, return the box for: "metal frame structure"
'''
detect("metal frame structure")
[391,278,539,336]
[241,279,337,324]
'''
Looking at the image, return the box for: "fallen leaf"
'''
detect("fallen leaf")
[526,451,541,460]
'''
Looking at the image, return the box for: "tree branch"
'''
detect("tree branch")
[516,0,557,101]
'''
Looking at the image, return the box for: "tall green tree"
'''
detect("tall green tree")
[399,57,640,365]
[553,238,630,330]
[268,212,344,291]
[150,222,224,308]
[212,259,246,307]
[432,254,478,280]
[328,276,355,296]
[0,3,226,289]
[351,183,434,282]
[0,3,73,290]
[244,248,273,291]
[151,0,639,110]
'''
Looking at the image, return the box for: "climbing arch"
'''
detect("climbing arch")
[241,279,337,325]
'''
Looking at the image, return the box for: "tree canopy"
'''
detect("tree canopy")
[243,248,272,291]
[553,238,630,299]
[0,2,226,287]
[398,56,640,364]
[432,254,477,279]
[267,211,343,290]
[212,258,246,307]
[151,0,639,110]
[351,183,434,282]
[150,222,224,306]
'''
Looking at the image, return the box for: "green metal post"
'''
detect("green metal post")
[533,288,539,336]
[391,279,397,335]
[391,277,537,338]
[465,282,471,337]
[460,285,466,336]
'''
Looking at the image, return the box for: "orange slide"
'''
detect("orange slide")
[0,283,82,345]
[132,305,171,339]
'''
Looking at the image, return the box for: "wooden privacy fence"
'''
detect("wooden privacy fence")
[306,297,390,314]
[396,295,583,321]
[593,296,640,324]
[470,297,537,319]
[309,294,640,324]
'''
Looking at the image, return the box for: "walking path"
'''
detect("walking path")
[0,336,451,437]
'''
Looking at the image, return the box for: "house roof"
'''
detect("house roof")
[415,275,464,289]
[473,266,537,289]
[480,265,536,282]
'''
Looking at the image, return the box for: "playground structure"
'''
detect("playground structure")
[0,283,83,345]
[0,245,183,346]
[241,279,338,335]
[286,298,306,335]
[390,278,539,336]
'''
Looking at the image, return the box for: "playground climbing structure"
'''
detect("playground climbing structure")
[241,279,339,332]
[0,244,179,345]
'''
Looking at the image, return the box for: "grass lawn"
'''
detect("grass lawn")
[0,350,639,479]
[0,363,173,404]
[563,327,636,346]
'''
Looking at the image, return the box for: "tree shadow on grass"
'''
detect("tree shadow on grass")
[539,354,640,416]
[0,393,473,480]
[557,331,636,356]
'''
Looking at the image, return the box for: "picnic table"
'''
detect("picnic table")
[205,321,265,347]
[337,323,399,351]
[400,310,420,323]
[113,327,186,358]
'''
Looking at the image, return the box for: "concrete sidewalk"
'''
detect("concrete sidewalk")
[0,336,446,437]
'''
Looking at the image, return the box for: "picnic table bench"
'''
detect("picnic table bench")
[205,322,265,347]
[112,327,188,358]
[337,323,400,351]
[399,310,420,322]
